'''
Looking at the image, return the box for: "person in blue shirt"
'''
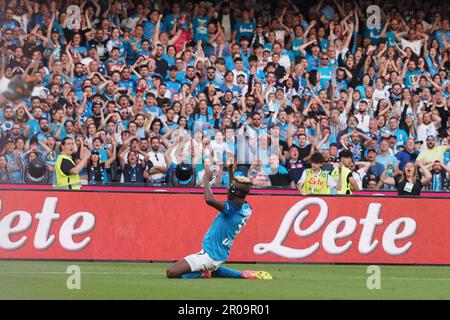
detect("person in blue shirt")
[166,164,272,280]
[118,67,135,91]
[395,138,419,170]
[162,2,183,33]
[291,26,305,58]
[363,24,382,45]
[124,25,144,65]
[232,9,256,43]
[0,7,21,30]
[317,56,333,89]
[192,5,209,42]
[387,117,409,149]
[219,71,242,99]
[404,60,422,89]
[143,10,159,42]
[299,41,321,72]
[435,18,450,49]
[165,66,182,94]
[380,17,401,47]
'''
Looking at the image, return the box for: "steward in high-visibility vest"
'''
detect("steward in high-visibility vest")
[297,152,337,195]
[55,154,81,189]
[332,149,359,195]
[53,137,90,190]
[332,165,353,194]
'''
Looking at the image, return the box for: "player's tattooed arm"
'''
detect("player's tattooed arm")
[203,166,225,212]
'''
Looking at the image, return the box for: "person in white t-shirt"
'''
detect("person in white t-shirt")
[148,136,168,183]
[395,29,429,56]
[416,112,440,149]
[372,78,390,109]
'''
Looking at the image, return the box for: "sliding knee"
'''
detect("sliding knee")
[166,268,179,278]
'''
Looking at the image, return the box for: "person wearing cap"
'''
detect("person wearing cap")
[410,137,421,149]
[297,152,337,195]
[251,24,266,48]
[54,137,91,190]
[416,135,450,165]
[298,39,321,71]
[363,148,385,180]
[331,149,359,195]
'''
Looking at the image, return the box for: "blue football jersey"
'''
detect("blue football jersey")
[202,201,252,261]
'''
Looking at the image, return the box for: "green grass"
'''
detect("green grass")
[0,261,449,299]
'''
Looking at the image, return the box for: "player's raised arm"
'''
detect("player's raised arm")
[228,162,234,186]
[203,166,225,212]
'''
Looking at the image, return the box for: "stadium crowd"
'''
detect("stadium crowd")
[0,0,449,194]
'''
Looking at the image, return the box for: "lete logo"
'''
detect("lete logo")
[254,198,416,259]
[0,197,95,251]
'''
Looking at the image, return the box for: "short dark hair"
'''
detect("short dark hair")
[61,137,73,146]
[310,152,325,164]
[339,150,354,159]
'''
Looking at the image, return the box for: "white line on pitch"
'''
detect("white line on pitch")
[1,271,450,282]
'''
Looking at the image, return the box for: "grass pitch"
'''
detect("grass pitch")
[0,260,449,300]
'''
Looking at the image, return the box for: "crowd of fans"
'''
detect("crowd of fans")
[0,0,449,193]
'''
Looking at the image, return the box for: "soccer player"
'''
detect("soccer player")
[166,164,272,280]
[0,75,38,107]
